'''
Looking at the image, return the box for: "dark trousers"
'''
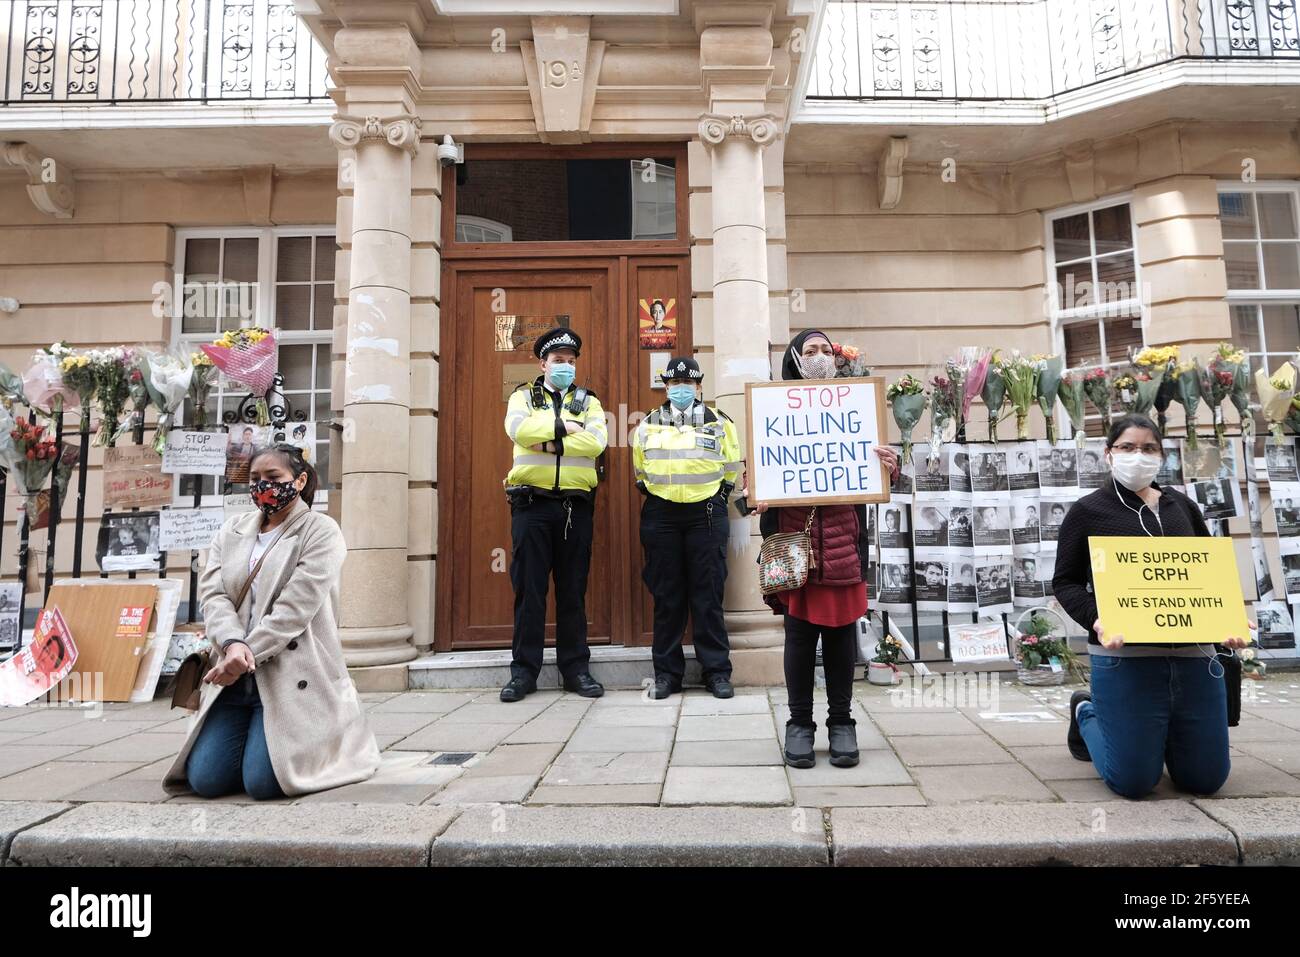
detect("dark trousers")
[640,495,732,684]
[784,615,857,728]
[510,495,593,682]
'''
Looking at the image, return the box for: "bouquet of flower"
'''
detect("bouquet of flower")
[1287,395,1300,437]
[873,633,904,666]
[1016,610,1085,682]
[0,361,26,408]
[1000,353,1039,442]
[188,350,219,428]
[200,327,277,426]
[1034,354,1064,444]
[1175,359,1203,451]
[141,351,194,455]
[1134,345,1180,434]
[886,374,928,467]
[832,342,870,378]
[1114,368,1162,417]
[1208,343,1251,441]
[23,342,80,417]
[1081,367,1114,433]
[116,358,153,444]
[59,352,98,434]
[89,347,131,447]
[1256,360,1297,442]
[927,372,961,473]
[959,347,992,429]
[981,352,1007,442]
[1200,345,1239,448]
[1058,372,1088,448]
[0,411,61,524]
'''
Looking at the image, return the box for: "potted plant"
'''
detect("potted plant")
[1013,608,1083,686]
[1240,646,1266,680]
[868,634,904,685]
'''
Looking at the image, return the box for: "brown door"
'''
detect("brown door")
[436,256,692,651]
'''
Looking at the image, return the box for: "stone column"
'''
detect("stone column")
[328,114,420,667]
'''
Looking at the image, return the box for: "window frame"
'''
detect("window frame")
[1217,181,1300,297]
[170,225,337,508]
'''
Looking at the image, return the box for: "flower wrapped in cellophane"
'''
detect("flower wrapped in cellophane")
[1134,345,1180,434]
[886,373,928,468]
[1001,353,1039,442]
[1200,344,1241,448]
[59,352,98,434]
[200,328,277,426]
[927,372,960,473]
[89,347,131,447]
[832,342,870,378]
[1175,359,1203,451]
[0,408,60,524]
[959,347,992,435]
[1208,343,1251,441]
[23,342,80,417]
[1058,372,1087,448]
[1033,354,1064,444]
[116,356,153,444]
[188,350,219,428]
[1255,360,1297,443]
[1081,367,1114,434]
[981,352,1007,442]
[141,351,194,455]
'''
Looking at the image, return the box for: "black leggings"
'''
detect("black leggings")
[783,615,857,728]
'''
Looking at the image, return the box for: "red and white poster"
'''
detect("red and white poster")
[0,606,79,707]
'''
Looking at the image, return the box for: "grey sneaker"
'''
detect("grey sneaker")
[784,722,816,769]
[828,723,860,767]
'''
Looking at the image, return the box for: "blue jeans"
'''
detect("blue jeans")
[185,674,284,800]
[1078,654,1230,799]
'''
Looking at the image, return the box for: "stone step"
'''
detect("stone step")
[405,646,705,691]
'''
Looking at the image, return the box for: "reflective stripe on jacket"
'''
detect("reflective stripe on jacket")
[632,402,742,504]
[504,379,608,492]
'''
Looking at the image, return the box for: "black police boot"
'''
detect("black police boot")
[828,721,860,768]
[563,672,605,698]
[784,722,816,769]
[705,675,735,699]
[499,676,537,703]
[650,676,679,700]
[1068,690,1093,761]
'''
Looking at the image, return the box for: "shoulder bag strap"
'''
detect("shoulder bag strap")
[231,510,311,610]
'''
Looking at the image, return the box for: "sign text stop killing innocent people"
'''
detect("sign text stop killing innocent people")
[745,377,890,506]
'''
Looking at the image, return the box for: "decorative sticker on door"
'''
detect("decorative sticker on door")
[494,315,570,352]
[638,298,677,350]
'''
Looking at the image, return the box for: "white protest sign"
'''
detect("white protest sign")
[162,430,228,476]
[948,620,1010,664]
[159,507,225,550]
[745,377,890,506]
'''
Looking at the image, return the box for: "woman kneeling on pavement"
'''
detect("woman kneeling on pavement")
[164,443,379,801]
[1052,413,1250,799]
[751,330,898,770]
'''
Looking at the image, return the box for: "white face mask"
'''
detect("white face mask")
[798,351,837,380]
[1109,451,1161,491]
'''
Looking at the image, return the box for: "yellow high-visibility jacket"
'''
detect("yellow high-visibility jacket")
[632,401,742,504]
[504,379,608,493]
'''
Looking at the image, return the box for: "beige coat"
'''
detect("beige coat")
[164,498,380,797]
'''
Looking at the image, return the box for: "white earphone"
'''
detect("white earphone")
[1112,475,1164,537]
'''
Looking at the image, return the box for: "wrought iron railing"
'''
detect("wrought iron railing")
[1,0,328,104]
[808,0,1300,100]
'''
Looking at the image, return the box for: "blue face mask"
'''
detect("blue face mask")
[548,362,575,390]
[667,385,696,410]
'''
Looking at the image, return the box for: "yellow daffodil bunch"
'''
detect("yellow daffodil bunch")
[1133,345,1180,370]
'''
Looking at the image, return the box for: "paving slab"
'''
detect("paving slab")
[785,749,913,787]
[0,802,72,865]
[62,778,173,803]
[6,801,460,866]
[1207,755,1300,797]
[584,705,679,728]
[793,786,927,807]
[1194,797,1300,865]
[53,733,187,764]
[528,784,662,805]
[541,751,669,787]
[891,734,1015,767]
[669,739,784,767]
[503,719,582,744]
[675,714,775,742]
[462,742,563,779]
[0,708,97,733]
[428,774,540,805]
[565,725,675,753]
[1228,714,1300,742]
[1229,740,1300,774]
[18,719,168,748]
[0,745,88,778]
[367,692,475,714]
[870,712,979,736]
[912,764,1057,804]
[430,805,827,866]
[0,762,143,801]
[440,701,557,725]
[662,766,791,806]
[961,714,1070,747]
[831,800,1238,866]
[392,722,520,752]
[361,711,443,735]
[1010,745,1103,781]
[679,694,772,716]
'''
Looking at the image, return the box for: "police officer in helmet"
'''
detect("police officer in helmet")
[633,356,741,699]
[501,327,608,702]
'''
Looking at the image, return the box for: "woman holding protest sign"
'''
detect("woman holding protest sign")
[1052,413,1251,799]
[745,329,898,769]
[164,443,379,800]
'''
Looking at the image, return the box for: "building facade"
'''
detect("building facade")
[2,0,1299,686]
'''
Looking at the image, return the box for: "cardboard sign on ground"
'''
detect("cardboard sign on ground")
[44,582,160,701]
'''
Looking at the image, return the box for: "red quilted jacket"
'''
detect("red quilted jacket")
[777,504,862,586]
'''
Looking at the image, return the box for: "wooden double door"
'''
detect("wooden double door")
[435,255,692,651]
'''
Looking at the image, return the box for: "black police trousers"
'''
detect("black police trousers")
[640,494,732,685]
[509,494,593,682]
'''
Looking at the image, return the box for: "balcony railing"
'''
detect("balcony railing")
[1,0,329,104]
[808,0,1300,100]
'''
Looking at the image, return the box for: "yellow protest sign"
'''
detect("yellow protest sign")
[1088,536,1249,644]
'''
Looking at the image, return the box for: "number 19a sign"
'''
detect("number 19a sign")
[745,377,890,507]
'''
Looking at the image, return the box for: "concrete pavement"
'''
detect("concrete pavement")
[1,675,1298,865]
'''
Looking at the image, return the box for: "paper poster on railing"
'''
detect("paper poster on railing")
[1007,442,1039,492]
[159,507,225,551]
[1156,440,1185,491]
[1252,538,1276,603]
[1190,476,1242,522]
[913,443,949,499]
[878,504,910,550]
[1013,551,1056,607]
[968,445,1010,499]
[1077,439,1112,490]
[1266,437,1299,483]
[945,556,977,613]
[912,503,949,547]
[889,445,914,503]
[1256,602,1296,651]
[1011,501,1041,548]
[875,550,914,612]
[1038,498,1072,544]
[972,504,1012,553]
[948,445,973,498]
[947,504,973,549]
[975,556,1014,614]
[914,549,950,611]
[1038,441,1079,497]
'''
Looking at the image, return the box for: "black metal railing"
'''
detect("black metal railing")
[808,0,1300,101]
[1,0,328,104]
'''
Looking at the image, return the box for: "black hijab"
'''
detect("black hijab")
[781,329,832,381]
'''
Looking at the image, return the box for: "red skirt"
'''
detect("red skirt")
[784,580,867,629]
